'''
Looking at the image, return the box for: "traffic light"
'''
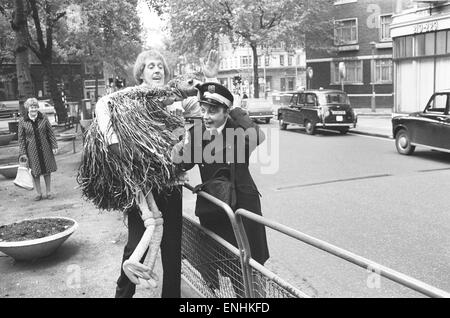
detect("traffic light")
[233,75,242,86]
[115,76,123,89]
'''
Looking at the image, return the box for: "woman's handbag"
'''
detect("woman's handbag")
[193,164,236,218]
[14,157,34,190]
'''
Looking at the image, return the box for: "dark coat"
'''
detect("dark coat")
[18,112,58,177]
[180,108,270,264]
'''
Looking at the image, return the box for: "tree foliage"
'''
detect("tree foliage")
[1,0,143,120]
[60,0,142,80]
[168,0,333,97]
[0,2,15,67]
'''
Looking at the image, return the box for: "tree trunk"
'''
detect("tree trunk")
[250,43,259,99]
[44,61,67,123]
[12,0,34,113]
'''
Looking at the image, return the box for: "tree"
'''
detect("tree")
[61,0,142,96]
[168,0,332,98]
[24,0,75,122]
[0,8,14,66]
[1,0,35,112]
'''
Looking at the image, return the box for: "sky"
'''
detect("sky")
[136,0,168,50]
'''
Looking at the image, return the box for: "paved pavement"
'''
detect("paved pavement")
[352,108,393,139]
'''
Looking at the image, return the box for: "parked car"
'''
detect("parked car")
[392,90,450,155]
[37,100,56,115]
[0,103,18,119]
[241,98,274,124]
[277,89,357,135]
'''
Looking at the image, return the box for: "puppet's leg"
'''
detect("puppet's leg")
[141,191,164,288]
[122,189,163,288]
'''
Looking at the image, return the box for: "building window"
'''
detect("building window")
[265,55,270,67]
[280,78,286,91]
[331,60,363,84]
[288,78,295,91]
[280,55,285,66]
[380,14,392,42]
[425,32,435,56]
[288,55,293,66]
[447,31,450,53]
[374,59,392,83]
[414,33,435,57]
[240,56,252,68]
[436,31,447,55]
[334,18,358,45]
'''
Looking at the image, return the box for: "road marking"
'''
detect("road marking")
[417,167,450,173]
[275,174,392,191]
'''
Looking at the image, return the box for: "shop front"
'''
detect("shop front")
[391,3,450,113]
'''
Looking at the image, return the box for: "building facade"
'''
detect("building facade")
[217,37,306,98]
[306,0,414,109]
[391,1,450,113]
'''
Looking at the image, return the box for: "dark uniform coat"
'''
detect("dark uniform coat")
[180,108,270,265]
[18,112,58,177]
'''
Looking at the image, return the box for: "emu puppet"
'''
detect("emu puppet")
[78,76,198,287]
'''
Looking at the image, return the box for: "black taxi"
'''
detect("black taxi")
[277,89,357,135]
[392,90,450,155]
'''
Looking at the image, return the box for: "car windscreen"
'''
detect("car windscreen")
[318,93,349,105]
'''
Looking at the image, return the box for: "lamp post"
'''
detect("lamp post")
[263,53,267,99]
[370,41,377,112]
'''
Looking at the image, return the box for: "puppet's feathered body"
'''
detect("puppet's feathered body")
[77,84,188,211]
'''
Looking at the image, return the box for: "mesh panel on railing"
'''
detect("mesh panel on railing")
[250,269,298,298]
[181,216,302,298]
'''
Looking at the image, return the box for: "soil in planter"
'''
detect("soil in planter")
[0,218,74,242]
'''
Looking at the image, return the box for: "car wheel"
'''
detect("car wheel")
[338,127,349,134]
[265,118,271,124]
[279,119,287,130]
[304,120,316,135]
[395,129,415,155]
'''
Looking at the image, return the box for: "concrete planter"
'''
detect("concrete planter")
[0,133,15,146]
[0,164,19,179]
[0,217,78,261]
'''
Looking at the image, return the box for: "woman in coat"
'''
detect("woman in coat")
[18,98,58,201]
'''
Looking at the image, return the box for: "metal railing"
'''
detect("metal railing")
[182,183,450,298]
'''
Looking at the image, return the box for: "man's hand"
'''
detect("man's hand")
[52,148,58,155]
[201,49,220,79]
[108,143,120,156]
